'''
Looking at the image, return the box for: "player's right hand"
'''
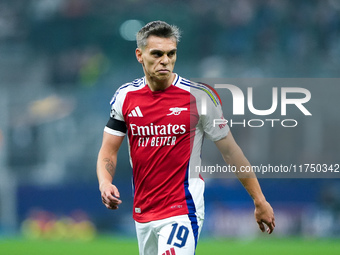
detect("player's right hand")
[100,184,122,210]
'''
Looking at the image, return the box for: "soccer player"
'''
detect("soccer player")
[97,21,275,255]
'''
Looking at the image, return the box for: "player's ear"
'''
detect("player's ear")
[136,48,143,64]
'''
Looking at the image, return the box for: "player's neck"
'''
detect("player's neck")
[146,73,175,91]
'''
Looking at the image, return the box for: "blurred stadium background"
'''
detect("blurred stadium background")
[0,0,340,252]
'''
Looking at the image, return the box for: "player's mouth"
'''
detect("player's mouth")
[157,69,170,74]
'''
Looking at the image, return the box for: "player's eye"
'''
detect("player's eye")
[168,51,176,57]
[152,51,163,57]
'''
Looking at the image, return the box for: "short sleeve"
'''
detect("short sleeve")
[104,88,127,136]
[109,90,125,122]
[198,88,229,141]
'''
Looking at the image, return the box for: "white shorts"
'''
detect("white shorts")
[135,214,203,255]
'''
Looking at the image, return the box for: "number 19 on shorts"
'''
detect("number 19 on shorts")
[167,223,189,248]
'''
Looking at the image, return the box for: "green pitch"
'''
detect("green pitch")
[1,236,339,255]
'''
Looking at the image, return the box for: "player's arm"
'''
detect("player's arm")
[214,132,275,234]
[97,132,124,210]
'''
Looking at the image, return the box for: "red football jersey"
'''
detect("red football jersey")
[105,74,229,223]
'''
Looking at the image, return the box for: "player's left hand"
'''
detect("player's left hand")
[254,200,275,234]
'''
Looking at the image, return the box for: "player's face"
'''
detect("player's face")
[136,35,177,84]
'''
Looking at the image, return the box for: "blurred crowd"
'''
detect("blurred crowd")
[1,0,340,88]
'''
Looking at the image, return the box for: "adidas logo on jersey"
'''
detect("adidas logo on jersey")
[128,106,143,117]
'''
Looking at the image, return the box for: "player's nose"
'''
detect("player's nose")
[160,55,170,65]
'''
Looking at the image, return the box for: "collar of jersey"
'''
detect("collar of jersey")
[144,73,179,93]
